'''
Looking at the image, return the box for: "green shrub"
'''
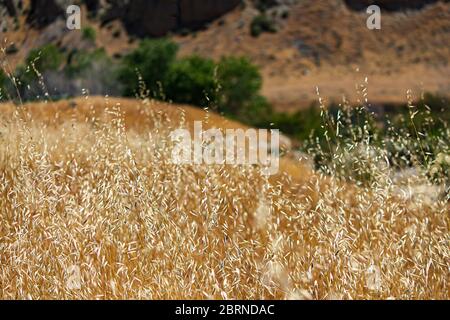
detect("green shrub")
[216,57,262,115]
[164,56,216,107]
[114,39,278,127]
[0,69,8,100]
[13,44,63,92]
[269,106,324,141]
[162,54,272,119]
[420,92,450,117]
[65,48,110,77]
[234,94,273,127]
[82,26,96,42]
[118,39,179,97]
[250,14,277,37]
[376,94,449,171]
[26,44,63,74]
[0,69,6,86]
[296,97,450,188]
[302,104,385,185]
[116,39,270,118]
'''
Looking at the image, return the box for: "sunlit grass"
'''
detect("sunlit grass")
[0,95,448,299]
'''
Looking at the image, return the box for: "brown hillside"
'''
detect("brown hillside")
[175,0,450,109]
[1,0,449,110]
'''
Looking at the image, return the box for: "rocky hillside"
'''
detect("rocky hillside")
[175,0,450,109]
[3,0,241,35]
[1,0,450,110]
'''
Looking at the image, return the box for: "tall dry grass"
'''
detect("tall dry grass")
[0,97,448,299]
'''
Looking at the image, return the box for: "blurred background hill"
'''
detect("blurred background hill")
[1,0,449,111]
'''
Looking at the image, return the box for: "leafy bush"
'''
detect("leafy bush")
[13,44,64,98]
[304,104,384,185]
[264,105,324,141]
[429,152,450,195]
[0,69,8,100]
[118,39,179,97]
[250,14,277,37]
[82,26,96,42]
[25,44,63,74]
[421,92,449,113]
[372,94,450,175]
[297,97,450,189]
[65,48,110,77]
[12,45,121,100]
[116,39,272,123]
[58,48,122,97]
[233,94,273,127]
[216,57,262,115]
[164,56,216,107]
[162,54,273,121]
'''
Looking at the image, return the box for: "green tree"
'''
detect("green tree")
[81,26,96,42]
[26,44,63,74]
[0,69,8,100]
[165,55,217,107]
[118,39,179,97]
[217,56,262,115]
[236,94,273,127]
[13,44,63,96]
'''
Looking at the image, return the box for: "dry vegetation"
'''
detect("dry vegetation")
[0,96,448,300]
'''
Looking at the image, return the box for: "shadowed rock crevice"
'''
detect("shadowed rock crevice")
[26,0,68,28]
[110,0,242,37]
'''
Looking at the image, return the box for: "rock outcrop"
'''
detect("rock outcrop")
[21,0,241,36]
[179,0,241,30]
[2,0,20,16]
[26,0,70,27]
[108,0,241,37]
[116,0,179,37]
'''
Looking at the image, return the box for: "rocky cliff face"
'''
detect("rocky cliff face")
[105,0,241,37]
[2,0,19,16]
[109,0,179,37]
[179,0,241,29]
[26,0,69,27]
[3,0,241,36]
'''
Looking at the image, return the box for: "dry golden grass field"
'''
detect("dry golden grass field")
[0,96,448,299]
